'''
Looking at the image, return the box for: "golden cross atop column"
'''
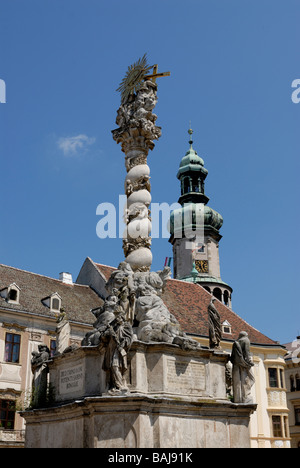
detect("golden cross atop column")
[117,55,170,103]
[144,64,171,83]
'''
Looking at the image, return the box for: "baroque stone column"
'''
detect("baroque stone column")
[112,80,161,272]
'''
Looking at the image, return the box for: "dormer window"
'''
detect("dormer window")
[8,289,18,301]
[51,297,61,311]
[222,320,232,334]
[0,283,20,304]
[42,293,62,313]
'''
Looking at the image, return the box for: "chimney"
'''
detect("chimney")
[59,272,73,285]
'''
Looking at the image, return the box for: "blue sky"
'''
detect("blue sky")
[0,0,299,344]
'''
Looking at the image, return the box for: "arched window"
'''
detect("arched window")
[198,177,202,193]
[213,288,222,301]
[191,177,200,193]
[184,177,190,194]
[203,286,211,293]
[224,290,229,306]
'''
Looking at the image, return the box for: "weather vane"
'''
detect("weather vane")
[116,53,170,103]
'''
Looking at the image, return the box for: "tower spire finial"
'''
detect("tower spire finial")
[188,122,193,148]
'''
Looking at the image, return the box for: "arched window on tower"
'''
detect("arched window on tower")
[198,177,202,193]
[203,286,211,293]
[213,288,222,302]
[183,177,190,194]
[192,177,200,193]
[223,290,229,306]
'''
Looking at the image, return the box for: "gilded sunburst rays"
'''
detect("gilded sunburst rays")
[116,54,153,104]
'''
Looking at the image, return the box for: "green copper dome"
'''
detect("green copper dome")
[179,145,205,167]
[169,203,223,237]
[176,128,209,205]
[177,129,207,179]
[169,128,223,241]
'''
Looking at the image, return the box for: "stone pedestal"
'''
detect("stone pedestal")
[21,342,256,448]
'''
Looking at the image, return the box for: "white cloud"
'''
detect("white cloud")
[57,134,96,156]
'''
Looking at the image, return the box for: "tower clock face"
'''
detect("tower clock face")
[195,260,209,273]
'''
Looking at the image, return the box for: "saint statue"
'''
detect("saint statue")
[102,308,133,394]
[230,331,255,404]
[31,345,50,408]
[106,262,136,325]
[208,297,222,349]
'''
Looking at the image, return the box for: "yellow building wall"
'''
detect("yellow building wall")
[0,307,88,447]
[195,336,290,448]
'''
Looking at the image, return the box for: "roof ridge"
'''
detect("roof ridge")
[94,262,117,270]
[0,263,89,289]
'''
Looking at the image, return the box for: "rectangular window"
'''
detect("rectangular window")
[268,368,278,388]
[4,333,21,363]
[50,340,56,358]
[0,400,16,429]
[8,289,18,302]
[295,407,300,426]
[280,369,284,388]
[272,415,283,438]
[51,298,60,311]
[284,416,289,438]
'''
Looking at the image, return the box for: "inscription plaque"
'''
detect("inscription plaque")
[167,359,206,394]
[59,364,84,394]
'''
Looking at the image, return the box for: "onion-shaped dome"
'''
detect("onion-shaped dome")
[169,203,223,238]
[204,206,223,231]
[177,130,207,179]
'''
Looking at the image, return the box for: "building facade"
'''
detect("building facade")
[0,264,103,448]
[284,336,300,448]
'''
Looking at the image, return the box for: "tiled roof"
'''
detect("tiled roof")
[0,264,103,325]
[283,337,300,359]
[95,263,278,346]
[0,261,278,346]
